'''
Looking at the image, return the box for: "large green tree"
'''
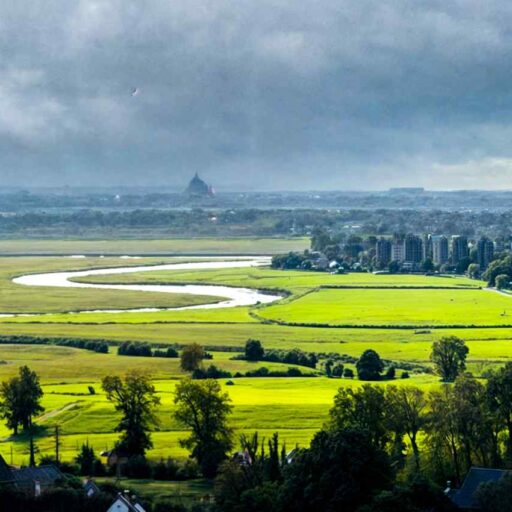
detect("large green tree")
[430,336,469,382]
[484,254,512,286]
[174,378,233,478]
[279,428,392,512]
[180,343,205,372]
[487,362,512,459]
[0,366,44,435]
[329,384,390,450]
[245,339,264,361]
[386,386,427,470]
[356,349,384,381]
[102,370,160,456]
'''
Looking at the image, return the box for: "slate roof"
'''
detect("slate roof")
[108,493,146,512]
[0,454,63,492]
[451,467,509,510]
[84,478,100,497]
[0,454,14,483]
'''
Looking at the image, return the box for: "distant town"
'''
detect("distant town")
[274,230,506,279]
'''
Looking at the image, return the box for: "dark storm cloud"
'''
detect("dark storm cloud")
[1,0,512,190]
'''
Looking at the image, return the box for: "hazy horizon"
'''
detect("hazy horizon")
[2,2,512,190]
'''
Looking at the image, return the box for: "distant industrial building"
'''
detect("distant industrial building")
[431,235,449,265]
[451,235,469,264]
[477,237,494,270]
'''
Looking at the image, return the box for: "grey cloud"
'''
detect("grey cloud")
[1,0,512,189]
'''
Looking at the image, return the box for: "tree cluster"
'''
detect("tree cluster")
[117,342,178,358]
[242,340,317,368]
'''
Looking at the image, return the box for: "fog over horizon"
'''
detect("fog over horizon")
[2,1,512,191]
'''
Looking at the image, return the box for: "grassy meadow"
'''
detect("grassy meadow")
[0,252,510,465]
[0,238,308,256]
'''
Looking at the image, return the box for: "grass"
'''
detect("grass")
[0,254,511,468]
[0,257,225,313]
[94,478,213,504]
[0,238,308,255]
[0,371,441,466]
[259,288,512,327]
[74,265,482,292]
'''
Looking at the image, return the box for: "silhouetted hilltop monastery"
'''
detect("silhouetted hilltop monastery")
[185,173,215,197]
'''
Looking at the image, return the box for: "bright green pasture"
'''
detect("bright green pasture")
[0,238,308,256]
[75,265,481,292]
[0,306,257,324]
[0,255,510,466]
[0,257,224,313]
[259,288,512,327]
[0,374,440,466]
[1,323,512,363]
[0,345,318,382]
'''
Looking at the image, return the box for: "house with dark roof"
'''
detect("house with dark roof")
[84,478,101,498]
[0,454,63,496]
[107,492,147,512]
[447,467,509,510]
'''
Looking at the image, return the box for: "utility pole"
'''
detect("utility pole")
[29,432,35,467]
[54,425,60,464]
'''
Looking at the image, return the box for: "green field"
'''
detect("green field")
[259,288,512,327]
[0,238,308,255]
[0,253,510,466]
[0,344,438,465]
[0,257,225,313]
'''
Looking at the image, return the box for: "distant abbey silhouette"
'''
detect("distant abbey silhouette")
[185,173,215,197]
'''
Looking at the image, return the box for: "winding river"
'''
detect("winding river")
[8,257,282,317]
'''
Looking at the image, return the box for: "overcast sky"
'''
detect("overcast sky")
[2,1,512,190]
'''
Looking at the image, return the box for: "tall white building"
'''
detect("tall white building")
[431,235,449,265]
[391,240,405,262]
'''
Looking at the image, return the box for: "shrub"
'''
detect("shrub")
[496,274,510,290]
[87,385,95,395]
[245,339,264,361]
[401,371,410,379]
[192,365,232,380]
[356,350,384,381]
[180,343,206,372]
[245,367,270,377]
[384,366,396,380]
[331,363,344,378]
[153,458,179,480]
[343,368,354,379]
[153,500,187,512]
[124,455,152,479]
[118,341,152,357]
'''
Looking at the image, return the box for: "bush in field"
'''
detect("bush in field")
[192,365,232,380]
[245,339,264,361]
[496,274,510,290]
[356,350,384,381]
[154,347,179,358]
[180,343,206,372]
[118,341,151,357]
[331,363,344,378]
[343,368,354,378]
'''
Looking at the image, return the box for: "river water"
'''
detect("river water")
[8,257,282,317]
